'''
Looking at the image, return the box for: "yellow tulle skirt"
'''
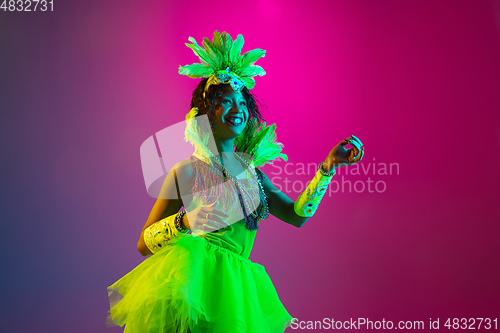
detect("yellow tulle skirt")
[106,234,293,332]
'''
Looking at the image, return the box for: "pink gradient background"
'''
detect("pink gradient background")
[1,0,499,332]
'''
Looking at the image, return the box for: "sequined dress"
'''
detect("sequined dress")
[106,155,294,333]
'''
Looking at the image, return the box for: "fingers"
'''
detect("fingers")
[339,152,352,166]
[344,146,364,165]
[188,206,231,234]
[203,218,227,230]
[202,207,230,230]
[204,212,230,227]
[340,138,350,146]
[193,217,227,234]
[347,135,364,159]
[202,205,229,216]
[334,136,364,168]
[209,207,230,219]
[345,148,355,164]
[346,138,361,158]
[350,135,363,147]
[353,147,364,163]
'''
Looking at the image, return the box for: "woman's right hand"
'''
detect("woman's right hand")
[183,203,230,234]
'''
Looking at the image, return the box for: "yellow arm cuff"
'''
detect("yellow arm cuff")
[294,169,334,217]
[143,214,180,254]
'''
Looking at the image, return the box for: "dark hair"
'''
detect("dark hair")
[190,78,265,134]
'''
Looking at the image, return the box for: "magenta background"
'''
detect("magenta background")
[1,0,500,332]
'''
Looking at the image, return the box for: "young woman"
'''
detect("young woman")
[106,31,364,333]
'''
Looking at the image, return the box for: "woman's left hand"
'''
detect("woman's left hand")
[323,135,365,172]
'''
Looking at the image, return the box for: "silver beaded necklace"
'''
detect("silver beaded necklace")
[204,149,269,229]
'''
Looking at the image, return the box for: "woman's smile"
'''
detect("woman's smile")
[225,114,244,126]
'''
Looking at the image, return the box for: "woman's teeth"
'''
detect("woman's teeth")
[227,117,243,126]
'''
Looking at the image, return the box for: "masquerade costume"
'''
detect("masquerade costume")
[106,31,294,333]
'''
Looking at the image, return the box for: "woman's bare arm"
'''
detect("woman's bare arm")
[257,136,366,228]
[137,161,193,256]
[258,169,310,228]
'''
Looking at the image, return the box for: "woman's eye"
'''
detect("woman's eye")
[223,99,231,104]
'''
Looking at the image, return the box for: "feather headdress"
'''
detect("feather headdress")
[178,31,266,94]
[180,31,287,168]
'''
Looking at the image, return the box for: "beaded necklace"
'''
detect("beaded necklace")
[192,150,269,230]
[215,153,269,230]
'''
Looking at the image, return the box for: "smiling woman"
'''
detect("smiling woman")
[106,30,365,333]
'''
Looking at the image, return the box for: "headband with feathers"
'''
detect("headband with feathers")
[178,31,266,94]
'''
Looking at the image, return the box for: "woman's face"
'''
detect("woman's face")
[212,86,249,140]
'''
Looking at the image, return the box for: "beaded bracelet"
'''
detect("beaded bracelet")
[174,210,189,233]
[318,162,336,177]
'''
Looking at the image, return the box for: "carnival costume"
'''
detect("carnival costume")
[106,31,336,333]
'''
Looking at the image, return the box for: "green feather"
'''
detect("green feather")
[185,107,198,120]
[241,64,266,77]
[215,32,226,55]
[241,49,266,68]
[239,76,256,90]
[229,34,245,66]
[184,107,210,154]
[205,38,224,69]
[213,31,227,67]
[186,37,211,64]
[202,37,213,49]
[223,32,232,66]
[213,31,222,47]
[202,37,219,66]
[202,38,215,61]
[178,63,214,78]
[224,32,233,51]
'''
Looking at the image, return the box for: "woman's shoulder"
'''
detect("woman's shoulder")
[253,167,274,192]
[172,157,195,179]
[171,155,221,193]
[170,158,196,197]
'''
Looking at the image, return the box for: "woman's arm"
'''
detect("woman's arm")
[259,169,310,228]
[136,161,193,256]
[258,135,365,229]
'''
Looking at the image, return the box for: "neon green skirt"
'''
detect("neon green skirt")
[106,234,293,332]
